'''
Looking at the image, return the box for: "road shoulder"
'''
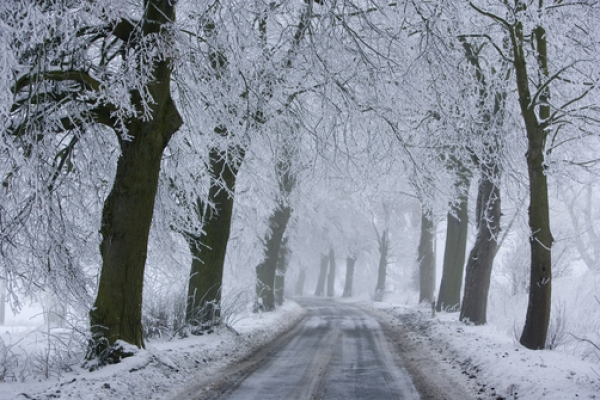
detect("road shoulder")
[359,304,484,400]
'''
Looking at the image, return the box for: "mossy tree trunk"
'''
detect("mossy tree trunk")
[342,256,356,298]
[418,210,436,304]
[89,1,182,360]
[436,164,470,312]
[314,254,328,297]
[185,147,242,327]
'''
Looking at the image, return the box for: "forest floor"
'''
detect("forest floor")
[1,298,599,399]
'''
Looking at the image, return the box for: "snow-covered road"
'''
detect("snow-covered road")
[181,298,421,399]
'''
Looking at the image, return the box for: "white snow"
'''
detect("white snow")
[2,294,600,400]
[0,301,305,400]
[373,301,600,400]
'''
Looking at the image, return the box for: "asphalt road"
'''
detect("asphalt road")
[210,298,420,400]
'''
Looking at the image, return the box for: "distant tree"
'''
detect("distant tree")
[374,228,390,302]
[418,209,436,304]
[327,247,337,297]
[294,268,306,296]
[342,256,357,298]
[314,254,329,297]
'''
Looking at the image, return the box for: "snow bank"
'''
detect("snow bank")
[375,303,600,400]
[0,301,305,400]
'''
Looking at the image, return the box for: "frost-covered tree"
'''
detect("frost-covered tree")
[468,0,600,348]
[3,0,186,360]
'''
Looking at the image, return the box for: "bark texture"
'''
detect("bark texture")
[185,148,241,327]
[89,1,182,360]
[511,15,552,350]
[460,164,501,324]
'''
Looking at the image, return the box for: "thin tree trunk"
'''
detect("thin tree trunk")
[437,167,470,312]
[327,247,336,297]
[89,1,182,360]
[342,256,356,297]
[314,254,328,297]
[418,210,436,304]
[460,163,501,324]
[374,229,389,301]
[294,268,306,296]
[185,148,241,327]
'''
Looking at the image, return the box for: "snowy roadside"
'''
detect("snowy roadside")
[0,301,306,400]
[373,303,600,400]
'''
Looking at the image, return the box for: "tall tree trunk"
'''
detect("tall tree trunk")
[458,36,505,325]
[326,247,336,297]
[374,229,389,301]
[256,204,292,311]
[509,16,552,350]
[460,162,501,324]
[294,268,306,296]
[314,254,328,297]
[342,256,356,297]
[185,148,241,327]
[255,138,296,311]
[437,167,470,312]
[418,210,436,304]
[89,2,182,360]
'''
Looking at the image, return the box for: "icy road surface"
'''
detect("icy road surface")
[195,298,420,399]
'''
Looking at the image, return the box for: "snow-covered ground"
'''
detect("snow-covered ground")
[0,302,306,400]
[373,302,600,400]
[1,296,600,399]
